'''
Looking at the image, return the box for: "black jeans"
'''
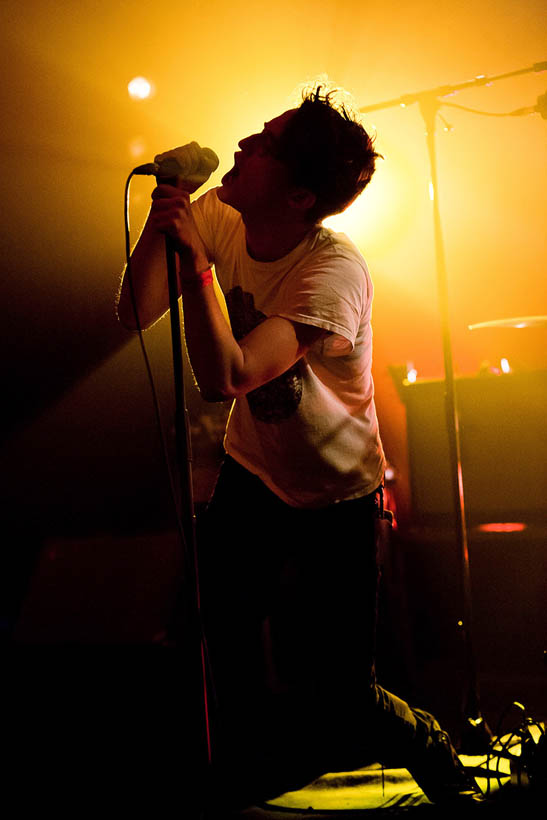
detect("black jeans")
[197,455,434,808]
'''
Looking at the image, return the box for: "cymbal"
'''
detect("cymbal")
[468,315,547,330]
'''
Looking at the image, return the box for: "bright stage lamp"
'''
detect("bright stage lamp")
[128,77,153,100]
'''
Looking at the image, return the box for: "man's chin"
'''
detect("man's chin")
[216,184,228,203]
[216,185,240,212]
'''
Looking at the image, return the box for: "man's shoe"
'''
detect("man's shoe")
[408,728,485,805]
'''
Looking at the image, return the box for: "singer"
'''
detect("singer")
[117,88,483,814]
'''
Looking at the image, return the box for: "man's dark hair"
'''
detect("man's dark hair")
[276,87,380,223]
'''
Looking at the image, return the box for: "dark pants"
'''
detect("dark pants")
[197,455,436,808]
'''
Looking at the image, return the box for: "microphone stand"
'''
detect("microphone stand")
[164,236,197,546]
[164,231,213,768]
[360,61,546,752]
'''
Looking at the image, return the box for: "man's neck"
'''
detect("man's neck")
[243,216,316,262]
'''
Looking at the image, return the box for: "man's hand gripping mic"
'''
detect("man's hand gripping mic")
[133,141,219,193]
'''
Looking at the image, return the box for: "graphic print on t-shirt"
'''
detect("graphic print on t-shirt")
[225,286,302,423]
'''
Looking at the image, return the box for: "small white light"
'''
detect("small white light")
[128,76,153,100]
[407,368,417,383]
[128,136,147,158]
[428,182,434,201]
[384,465,396,482]
[500,358,511,374]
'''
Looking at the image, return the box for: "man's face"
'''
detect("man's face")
[216,109,297,219]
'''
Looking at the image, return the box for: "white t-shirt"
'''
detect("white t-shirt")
[192,188,385,508]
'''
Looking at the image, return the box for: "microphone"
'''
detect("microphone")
[132,141,220,189]
[132,162,160,175]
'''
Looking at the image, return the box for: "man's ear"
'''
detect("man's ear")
[288,187,316,216]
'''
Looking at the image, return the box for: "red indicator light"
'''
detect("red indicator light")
[477,523,527,534]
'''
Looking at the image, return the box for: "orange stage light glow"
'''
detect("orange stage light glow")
[323,139,422,256]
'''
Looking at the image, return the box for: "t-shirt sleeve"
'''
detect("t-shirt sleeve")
[275,251,369,355]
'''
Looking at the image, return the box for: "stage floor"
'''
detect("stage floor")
[223,755,542,818]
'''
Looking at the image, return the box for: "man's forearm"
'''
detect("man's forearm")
[180,277,246,402]
[116,217,173,330]
[181,276,322,403]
